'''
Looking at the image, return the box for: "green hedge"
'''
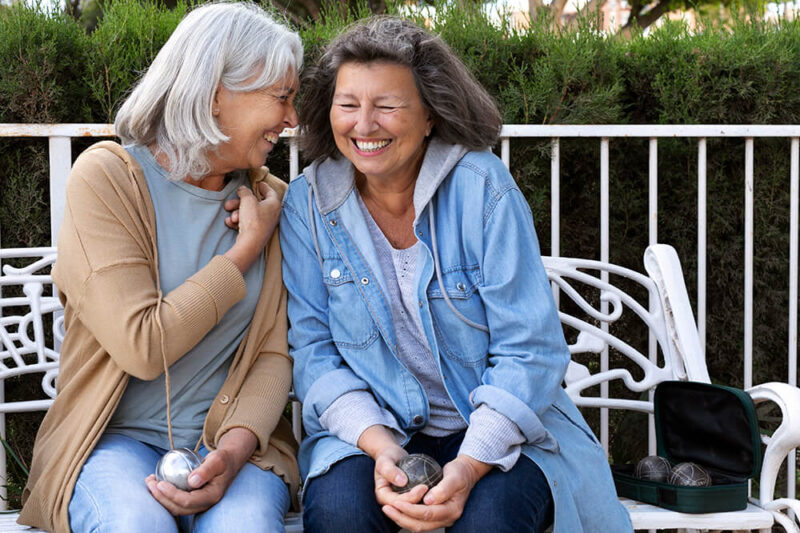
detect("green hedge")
[1,0,799,506]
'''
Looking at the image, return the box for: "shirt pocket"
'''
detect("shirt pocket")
[427,265,488,366]
[551,399,603,449]
[322,258,379,350]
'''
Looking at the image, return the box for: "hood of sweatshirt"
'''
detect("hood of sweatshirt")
[301,136,468,227]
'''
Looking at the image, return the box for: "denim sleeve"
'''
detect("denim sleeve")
[280,184,372,435]
[470,178,570,448]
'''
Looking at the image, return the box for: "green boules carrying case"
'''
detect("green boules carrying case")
[612,380,762,513]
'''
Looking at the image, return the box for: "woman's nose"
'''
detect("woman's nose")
[354,107,377,136]
[284,103,299,129]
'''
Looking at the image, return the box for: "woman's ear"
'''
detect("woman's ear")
[425,116,434,137]
[212,86,221,117]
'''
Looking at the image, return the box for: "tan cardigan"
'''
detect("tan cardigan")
[19,141,299,533]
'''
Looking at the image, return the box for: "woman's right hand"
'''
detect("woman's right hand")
[373,445,429,508]
[224,182,280,273]
[357,425,429,510]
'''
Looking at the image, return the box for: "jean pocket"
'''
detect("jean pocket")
[427,265,488,366]
[552,401,602,448]
[323,259,379,350]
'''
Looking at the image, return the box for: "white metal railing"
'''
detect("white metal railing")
[2,123,799,503]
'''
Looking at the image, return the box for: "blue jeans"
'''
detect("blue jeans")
[303,431,553,533]
[69,433,290,533]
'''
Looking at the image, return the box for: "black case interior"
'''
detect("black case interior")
[612,380,761,513]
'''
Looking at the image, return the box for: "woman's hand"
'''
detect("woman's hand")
[224,182,280,273]
[145,427,258,516]
[381,454,492,532]
[224,196,240,230]
[355,426,430,511]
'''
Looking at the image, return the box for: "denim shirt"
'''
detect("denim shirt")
[280,138,632,533]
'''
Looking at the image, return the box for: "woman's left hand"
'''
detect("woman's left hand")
[145,427,258,515]
[224,196,240,230]
[381,454,492,531]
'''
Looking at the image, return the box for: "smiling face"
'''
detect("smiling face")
[210,74,299,176]
[330,62,433,187]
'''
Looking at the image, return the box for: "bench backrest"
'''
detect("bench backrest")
[0,244,708,432]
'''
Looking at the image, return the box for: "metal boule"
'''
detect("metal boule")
[155,447,203,491]
[391,453,443,493]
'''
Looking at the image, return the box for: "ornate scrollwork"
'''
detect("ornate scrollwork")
[0,248,61,394]
[542,256,684,412]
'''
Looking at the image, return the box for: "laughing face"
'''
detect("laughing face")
[330,62,433,187]
[210,74,299,175]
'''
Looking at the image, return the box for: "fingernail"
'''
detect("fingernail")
[394,474,405,485]
[188,473,201,486]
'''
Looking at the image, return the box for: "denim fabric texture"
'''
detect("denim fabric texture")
[302,430,553,533]
[68,433,290,533]
[280,138,633,533]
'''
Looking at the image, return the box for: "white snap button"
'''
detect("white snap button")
[220,394,230,404]
[330,269,341,279]
[361,277,369,285]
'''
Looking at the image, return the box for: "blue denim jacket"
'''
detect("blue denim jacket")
[280,138,632,533]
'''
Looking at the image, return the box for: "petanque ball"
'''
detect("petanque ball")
[669,461,712,487]
[155,448,203,491]
[391,453,444,494]
[634,455,672,482]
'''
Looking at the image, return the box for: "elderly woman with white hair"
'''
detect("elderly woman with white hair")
[18,3,302,532]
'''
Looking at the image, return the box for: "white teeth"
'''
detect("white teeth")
[355,139,390,152]
[264,132,279,143]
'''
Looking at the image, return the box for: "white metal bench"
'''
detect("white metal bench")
[1,244,799,532]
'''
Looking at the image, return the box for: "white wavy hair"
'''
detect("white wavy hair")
[115,1,303,181]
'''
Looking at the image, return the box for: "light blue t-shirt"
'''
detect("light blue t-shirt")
[105,144,264,449]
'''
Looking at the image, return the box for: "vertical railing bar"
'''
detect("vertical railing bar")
[789,137,799,504]
[289,137,299,181]
[698,138,708,353]
[48,136,72,246]
[600,138,610,454]
[501,137,510,170]
[0,381,4,510]
[745,138,754,390]
[648,138,658,456]
[551,138,560,307]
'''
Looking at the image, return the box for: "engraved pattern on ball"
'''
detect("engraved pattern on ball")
[634,455,672,482]
[668,461,712,487]
[155,448,203,491]
[391,453,444,493]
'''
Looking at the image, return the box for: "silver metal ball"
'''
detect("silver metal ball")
[669,461,712,487]
[391,453,444,494]
[155,448,203,491]
[634,455,672,482]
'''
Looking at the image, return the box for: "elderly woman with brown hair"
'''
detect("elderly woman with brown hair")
[19,3,302,532]
[280,16,632,533]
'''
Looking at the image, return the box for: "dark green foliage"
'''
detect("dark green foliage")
[0,2,91,123]
[85,0,186,122]
[1,0,800,506]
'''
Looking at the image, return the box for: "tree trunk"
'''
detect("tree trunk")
[619,0,671,35]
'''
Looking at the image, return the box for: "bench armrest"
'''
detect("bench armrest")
[748,382,800,532]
